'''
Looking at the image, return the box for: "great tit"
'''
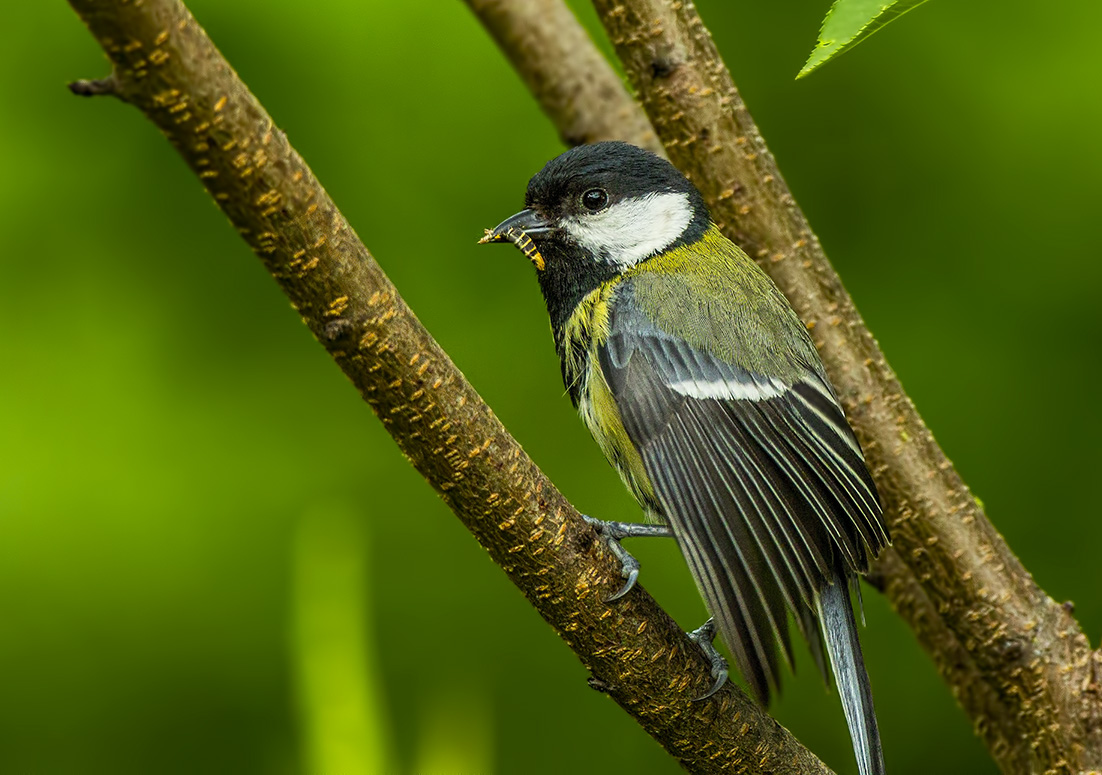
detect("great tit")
[482,141,889,775]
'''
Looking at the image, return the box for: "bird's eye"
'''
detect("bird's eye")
[581,188,609,212]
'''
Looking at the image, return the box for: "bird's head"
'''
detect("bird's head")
[480,142,710,273]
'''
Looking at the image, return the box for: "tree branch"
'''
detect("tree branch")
[462,0,663,154]
[468,0,1102,772]
[65,1,835,772]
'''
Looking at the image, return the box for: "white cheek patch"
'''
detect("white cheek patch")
[562,192,693,267]
[668,376,788,402]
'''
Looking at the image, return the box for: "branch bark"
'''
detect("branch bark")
[468,1,1102,772]
[65,1,835,773]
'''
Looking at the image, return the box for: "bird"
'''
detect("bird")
[480,141,890,775]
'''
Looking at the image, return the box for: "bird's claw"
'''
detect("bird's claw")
[688,618,729,701]
[582,516,671,602]
[582,515,641,601]
[606,559,639,602]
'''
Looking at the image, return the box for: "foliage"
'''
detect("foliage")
[799,0,931,78]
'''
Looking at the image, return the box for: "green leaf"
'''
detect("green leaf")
[798,0,931,78]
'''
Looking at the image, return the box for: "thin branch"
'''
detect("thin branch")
[462,0,663,153]
[68,75,120,97]
[469,0,1102,772]
[64,1,834,773]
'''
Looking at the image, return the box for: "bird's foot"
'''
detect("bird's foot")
[581,515,672,602]
[687,618,729,701]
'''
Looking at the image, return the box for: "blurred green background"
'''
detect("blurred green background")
[2,1,1099,773]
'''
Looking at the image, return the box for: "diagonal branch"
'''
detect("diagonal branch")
[462,0,663,153]
[466,1,1102,773]
[64,1,835,773]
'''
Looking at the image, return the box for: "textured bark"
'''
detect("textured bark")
[463,0,663,154]
[579,1,1100,772]
[65,1,835,773]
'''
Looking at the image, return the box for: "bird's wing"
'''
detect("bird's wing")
[598,300,887,704]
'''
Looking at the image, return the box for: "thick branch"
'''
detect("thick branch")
[65,1,833,773]
[507,0,1097,772]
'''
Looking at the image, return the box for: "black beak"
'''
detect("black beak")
[478,208,553,271]
[478,208,555,244]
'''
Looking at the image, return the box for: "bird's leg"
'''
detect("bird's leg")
[581,515,672,601]
[583,517,729,698]
[687,618,729,700]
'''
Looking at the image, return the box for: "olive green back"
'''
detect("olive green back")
[626,225,821,383]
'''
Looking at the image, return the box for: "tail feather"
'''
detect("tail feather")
[818,569,885,775]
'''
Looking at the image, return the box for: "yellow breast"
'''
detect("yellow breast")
[565,282,660,519]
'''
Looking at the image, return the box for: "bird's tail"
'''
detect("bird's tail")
[818,569,885,775]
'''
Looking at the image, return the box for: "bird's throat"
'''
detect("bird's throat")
[534,240,622,335]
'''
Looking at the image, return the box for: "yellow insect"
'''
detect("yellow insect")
[479,226,545,271]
